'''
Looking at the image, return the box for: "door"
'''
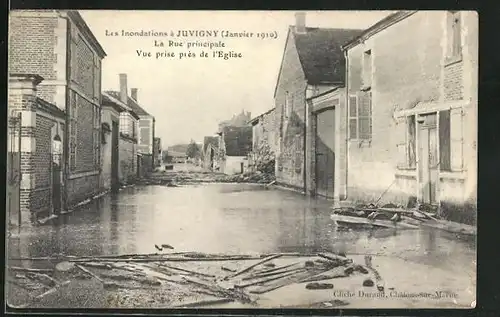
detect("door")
[52,161,62,215]
[418,114,438,204]
[7,113,21,229]
[111,121,119,191]
[315,109,335,198]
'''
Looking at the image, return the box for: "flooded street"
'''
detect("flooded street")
[7,178,476,308]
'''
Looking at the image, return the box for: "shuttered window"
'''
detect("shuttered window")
[394,115,407,168]
[449,107,464,170]
[358,91,372,140]
[69,92,78,171]
[439,110,451,171]
[348,95,357,139]
[348,92,372,140]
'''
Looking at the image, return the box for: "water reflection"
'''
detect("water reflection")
[6,184,475,276]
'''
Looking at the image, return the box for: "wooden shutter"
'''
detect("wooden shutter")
[348,95,357,139]
[358,91,372,140]
[450,107,464,170]
[394,115,407,168]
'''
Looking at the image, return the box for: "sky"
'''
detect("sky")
[80,10,393,147]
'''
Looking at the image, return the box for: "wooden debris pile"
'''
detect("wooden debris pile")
[7,251,379,308]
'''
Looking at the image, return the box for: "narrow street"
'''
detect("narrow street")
[7,164,475,309]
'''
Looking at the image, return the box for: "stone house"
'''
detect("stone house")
[341,11,478,224]
[101,85,140,190]
[8,74,67,226]
[248,108,276,172]
[9,10,106,213]
[274,12,362,193]
[217,126,253,175]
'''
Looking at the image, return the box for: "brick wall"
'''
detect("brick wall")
[274,30,308,189]
[9,13,58,80]
[444,61,464,101]
[65,14,104,206]
[66,174,100,207]
[119,137,137,184]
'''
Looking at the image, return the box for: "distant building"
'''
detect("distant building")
[217,125,253,175]
[102,81,140,189]
[248,108,276,172]
[8,10,106,223]
[218,110,252,131]
[153,137,162,167]
[107,74,155,176]
[202,136,220,170]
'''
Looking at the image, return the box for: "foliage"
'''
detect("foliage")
[186,140,202,159]
[252,143,275,175]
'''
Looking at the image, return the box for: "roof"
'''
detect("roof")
[248,108,275,126]
[36,97,65,118]
[294,27,363,84]
[102,92,141,120]
[105,90,152,118]
[203,136,219,153]
[66,11,106,58]
[274,26,363,97]
[341,11,416,51]
[222,126,253,157]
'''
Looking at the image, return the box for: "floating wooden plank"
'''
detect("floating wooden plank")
[74,264,104,283]
[237,268,307,288]
[331,214,419,229]
[8,267,53,273]
[249,270,319,294]
[227,254,282,279]
[158,263,216,278]
[173,297,234,308]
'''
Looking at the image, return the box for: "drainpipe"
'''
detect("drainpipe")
[303,85,308,195]
[343,50,349,201]
[59,11,71,210]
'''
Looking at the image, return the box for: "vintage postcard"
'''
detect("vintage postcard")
[6,10,477,310]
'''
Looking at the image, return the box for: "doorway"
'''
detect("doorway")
[315,108,335,198]
[418,114,439,205]
[111,120,119,192]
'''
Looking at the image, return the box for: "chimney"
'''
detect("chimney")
[131,88,138,102]
[119,73,128,104]
[295,12,306,33]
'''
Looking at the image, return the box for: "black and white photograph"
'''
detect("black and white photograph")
[6,10,477,309]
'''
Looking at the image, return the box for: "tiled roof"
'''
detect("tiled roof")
[293,27,363,84]
[36,97,65,118]
[222,126,253,157]
[105,90,152,117]
[203,136,219,153]
[249,108,275,125]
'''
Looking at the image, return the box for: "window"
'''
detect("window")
[363,50,372,88]
[407,115,416,168]
[93,106,100,168]
[448,11,462,59]
[69,92,78,171]
[396,108,464,172]
[348,91,372,140]
[439,110,451,171]
[120,112,134,137]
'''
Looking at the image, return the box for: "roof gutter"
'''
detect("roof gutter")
[341,11,417,51]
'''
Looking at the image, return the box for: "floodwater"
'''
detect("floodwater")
[6,181,477,308]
